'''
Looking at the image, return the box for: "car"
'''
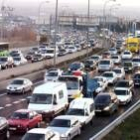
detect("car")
[66,98,95,126]
[45,48,58,59]
[75,44,82,51]
[44,68,63,82]
[121,50,133,60]
[102,71,118,85]
[116,43,123,53]
[115,80,134,91]
[84,59,96,70]
[102,51,111,59]
[21,128,60,140]
[8,109,42,133]
[112,67,125,79]
[7,78,33,94]
[25,51,35,61]
[13,57,27,67]
[67,46,77,53]
[31,47,39,54]
[38,50,48,58]
[90,55,102,64]
[68,62,84,72]
[47,115,81,140]
[109,48,117,55]
[123,61,133,73]
[114,88,132,105]
[0,56,14,69]
[95,92,119,115]
[132,57,140,70]
[111,55,121,64]
[98,59,114,72]
[31,54,44,62]
[133,71,140,87]
[58,49,67,56]
[0,117,10,140]
[93,76,108,91]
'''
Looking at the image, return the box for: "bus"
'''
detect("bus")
[126,37,140,53]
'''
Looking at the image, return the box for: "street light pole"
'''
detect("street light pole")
[1,0,5,40]
[86,0,90,59]
[53,0,59,67]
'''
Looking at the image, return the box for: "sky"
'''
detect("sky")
[1,0,140,20]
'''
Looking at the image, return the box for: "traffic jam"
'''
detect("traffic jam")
[0,33,140,140]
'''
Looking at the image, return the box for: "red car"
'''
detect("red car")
[8,109,42,133]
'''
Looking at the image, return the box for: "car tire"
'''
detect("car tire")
[5,130,10,140]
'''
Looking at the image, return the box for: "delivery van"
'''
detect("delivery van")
[28,82,68,121]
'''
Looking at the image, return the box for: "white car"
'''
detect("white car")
[21,128,60,140]
[90,55,102,64]
[112,67,125,79]
[67,46,77,53]
[66,98,95,126]
[7,78,33,94]
[102,71,118,84]
[93,76,108,91]
[98,59,114,72]
[109,48,118,55]
[132,57,140,69]
[114,88,132,105]
[13,57,27,66]
[44,68,63,82]
[121,50,133,60]
[47,115,81,140]
[111,55,121,64]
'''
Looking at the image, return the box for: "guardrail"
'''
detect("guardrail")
[89,100,140,140]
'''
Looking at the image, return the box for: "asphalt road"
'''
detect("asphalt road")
[0,69,139,140]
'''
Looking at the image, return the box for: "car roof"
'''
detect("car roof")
[54,115,77,121]
[33,82,65,94]
[28,128,52,134]
[70,98,94,109]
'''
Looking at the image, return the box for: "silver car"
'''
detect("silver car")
[7,78,33,94]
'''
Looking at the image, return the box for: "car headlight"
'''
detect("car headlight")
[104,106,110,111]
[61,133,68,138]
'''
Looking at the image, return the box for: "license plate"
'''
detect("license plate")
[9,127,16,130]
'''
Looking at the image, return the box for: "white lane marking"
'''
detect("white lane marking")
[5,104,12,107]
[20,99,26,102]
[0,107,4,110]
[13,101,20,104]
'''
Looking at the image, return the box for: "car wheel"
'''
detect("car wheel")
[22,89,25,94]
[5,130,10,140]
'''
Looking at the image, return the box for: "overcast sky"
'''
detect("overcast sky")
[1,0,140,19]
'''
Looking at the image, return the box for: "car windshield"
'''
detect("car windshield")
[134,74,140,79]
[112,56,118,59]
[85,61,93,65]
[11,112,29,119]
[110,49,115,51]
[69,63,80,69]
[50,119,71,127]
[128,43,137,47]
[32,48,38,51]
[132,59,140,62]
[11,53,20,57]
[0,57,7,61]
[66,109,84,116]
[113,69,121,74]
[13,57,21,61]
[124,63,132,67]
[47,50,54,53]
[22,133,45,140]
[30,94,52,104]
[116,81,129,87]
[124,52,130,55]
[47,72,58,77]
[11,80,24,85]
[103,73,113,77]
[95,95,111,104]
[100,61,110,65]
[91,56,98,60]
[114,89,127,96]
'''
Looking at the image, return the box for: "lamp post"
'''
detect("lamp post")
[53,0,59,67]
[38,1,49,25]
[86,0,90,59]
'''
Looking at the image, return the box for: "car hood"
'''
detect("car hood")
[47,127,70,135]
[28,104,53,112]
[117,95,129,101]
[8,119,29,126]
[7,84,23,89]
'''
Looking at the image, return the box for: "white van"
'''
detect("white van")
[46,48,58,59]
[28,82,68,121]
[66,98,95,126]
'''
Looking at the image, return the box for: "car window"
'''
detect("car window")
[58,90,64,99]
[90,103,94,112]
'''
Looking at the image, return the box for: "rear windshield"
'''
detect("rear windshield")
[100,61,110,65]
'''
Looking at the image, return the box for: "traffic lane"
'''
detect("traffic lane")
[7,88,140,140]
